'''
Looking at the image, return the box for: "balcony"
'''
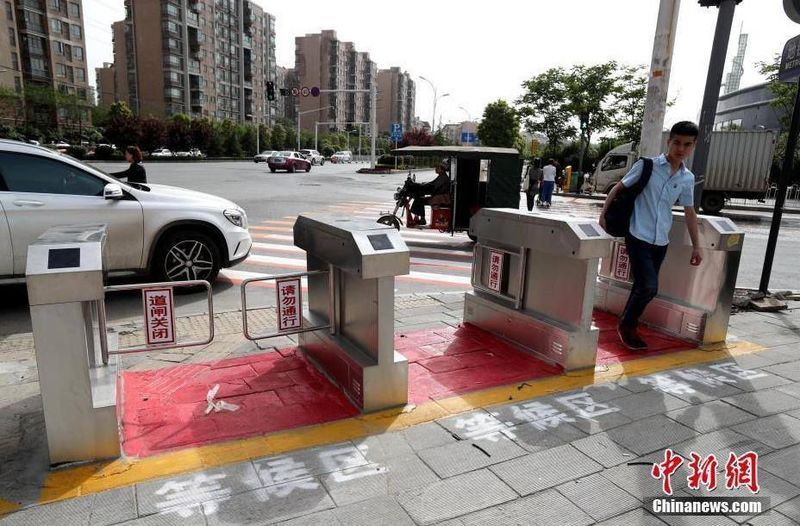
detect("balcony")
[189,74,205,90]
[242,35,252,49]
[187,11,199,26]
[188,28,204,52]
[188,59,201,73]
[190,92,207,106]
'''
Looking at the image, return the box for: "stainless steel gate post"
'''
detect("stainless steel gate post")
[596,213,744,344]
[465,209,613,371]
[25,225,120,464]
[294,216,410,412]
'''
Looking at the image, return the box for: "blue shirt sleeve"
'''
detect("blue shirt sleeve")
[678,177,695,207]
[620,159,644,188]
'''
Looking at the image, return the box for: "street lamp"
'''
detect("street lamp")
[297,105,333,151]
[419,76,450,132]
[457,105,472,122]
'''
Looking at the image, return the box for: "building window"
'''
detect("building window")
[5,2,12,19]
[8,27,14,47]
[11,52,18,71]
[49,18,62,33]
[14,77,21,92]
[72,45,82,61]
[56,63,67,77]
[26,34,44,53]
[67,1,79,18]
[48,0,60,9]
[29,57,47,76]
[77,87,86,99]
[75,67,84,81]
[70,24,81,39]
[53,40,64,55]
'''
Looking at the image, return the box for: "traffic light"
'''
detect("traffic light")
[266,81,275,101]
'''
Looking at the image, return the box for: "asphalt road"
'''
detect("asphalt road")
[0,160,797,337]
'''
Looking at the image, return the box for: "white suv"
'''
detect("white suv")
[0,140,251,283]
[331,150,353,163]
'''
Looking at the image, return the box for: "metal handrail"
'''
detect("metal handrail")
[241,266,336,341]
[98,280,214,365]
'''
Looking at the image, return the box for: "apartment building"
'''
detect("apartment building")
[109,0,278,124]
[376,67,414,134]
[294,30,376,132]
[95,61,114,106]
[275,64,296,122]
[2,0,90,128]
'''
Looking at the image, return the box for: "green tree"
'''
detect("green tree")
[92,104,112,128]
[476,99,519,148]
[758,54,798,180]
[206,120,226,157]
[166,113,192,151]
[239,124,257,155]
[108,100,134,120]
[257,124,271,153]
[138,116,166,152]
[518,68,576,155]
[218,120,242,157]
[271,123,286,150]
[284,126,297,150]
[611,65,648,143]
[190,117,214,153]
[0,86,24,128]
[433,128,453,146]
[104,114,140,150]
[562,62,619,173]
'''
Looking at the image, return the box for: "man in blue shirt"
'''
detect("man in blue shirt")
[599,121,703,350]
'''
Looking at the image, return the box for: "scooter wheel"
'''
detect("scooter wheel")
[377,215,401,230]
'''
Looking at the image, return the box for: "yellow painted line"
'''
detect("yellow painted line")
[0,499,20,517]
[29,339,765,509]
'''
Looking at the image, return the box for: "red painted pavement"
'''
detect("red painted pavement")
[120,309,694,457]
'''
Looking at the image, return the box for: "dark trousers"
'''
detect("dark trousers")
[525,191,535,211]
[620,234,669,329]
[540,181,555,204]
[411,197,429,219]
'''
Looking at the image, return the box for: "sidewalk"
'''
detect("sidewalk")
[1,295,800,525]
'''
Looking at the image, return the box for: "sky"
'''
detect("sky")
[84,0,799,134]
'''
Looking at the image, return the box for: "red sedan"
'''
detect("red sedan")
[267,151,312,173]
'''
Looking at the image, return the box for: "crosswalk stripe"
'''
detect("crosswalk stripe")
[251,233,294,241]
[251,242,304,253]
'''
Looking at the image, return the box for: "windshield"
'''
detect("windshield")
[61,153,150,192]
[279,151,293,156]
[261,151,273,155]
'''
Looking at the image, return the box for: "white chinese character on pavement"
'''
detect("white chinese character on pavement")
[258,457,316,487]
[503,401,575,431]
[674,368,739,389]
[709,362,768,381]
[154,473,230,518]
[556,392,620,420]
[453,412,514,442]
[637,373,696,395]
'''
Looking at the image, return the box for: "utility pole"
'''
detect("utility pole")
[370,82,377,169]
[639,0,682,157]
[693,0,741,211]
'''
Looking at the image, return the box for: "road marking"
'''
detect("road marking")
[37,338,768,506]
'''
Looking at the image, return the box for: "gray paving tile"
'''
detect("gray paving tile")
[490,444,602,496]
[556,473,639,521]
[253,442,368,486]
[745,331,800,349]
[353,431,415,463]
[203,477,334,526]
[665,400,756,434]
[320,455,439,506]
[661,511,739,526]
[682,471,800,521]
[605,415,699,456]
[722,390,800,417]
[332,495,415,526]
[596,508,667,525]
[136,462,262,516]
[276,510,341,526]
[119,507,206,525]
[454,488,594,525]
[775,495,800,523]
[571,432,637,467]
[670,429,773,463]
[732,414,800,449]
[601,457,686,501]
[402,422,457,452]
[761,444,800,485]
[764,362,800,383]
[612,390,692,420]
[744,510,799,526]
[397,469,516,525]
[555,383,636,403]
[776,381,800,400]
[417,433,526,478]
[508,420,588,454]
[436,410,509,441]
[0,497,93,526]
[90,486,138,526]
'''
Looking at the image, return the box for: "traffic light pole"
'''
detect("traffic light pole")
[759,78,800,293]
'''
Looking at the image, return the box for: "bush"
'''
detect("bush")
[66,145,87,159]
[94,144,115,160]
[321,146,335,157]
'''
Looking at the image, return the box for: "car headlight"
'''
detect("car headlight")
[224,208,247,228]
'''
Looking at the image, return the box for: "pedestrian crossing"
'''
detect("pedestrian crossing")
[217,200,476,292]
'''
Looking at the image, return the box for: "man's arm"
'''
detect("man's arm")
[684,206,703,266]
[598,182,624,231]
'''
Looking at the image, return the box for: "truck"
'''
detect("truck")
[592,130,777,213]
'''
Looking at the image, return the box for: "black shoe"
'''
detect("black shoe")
[617,325,648,351]
[417,218,427,226]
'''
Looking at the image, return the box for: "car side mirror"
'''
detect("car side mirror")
[104,183,124,200]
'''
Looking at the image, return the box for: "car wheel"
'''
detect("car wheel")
[154,230,221,286]
[270,167,276,173]
[305,164,311,173]
[288,165,295,173]
[321,159,325,166]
